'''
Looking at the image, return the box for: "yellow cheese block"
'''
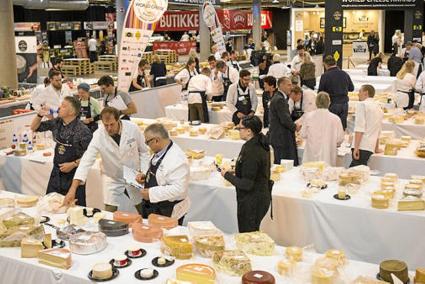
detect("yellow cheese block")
[38,248,72,269]
[189,130,198,137]
[228,130,240,140]
[169,130,178,137]
[285,247,303,262]
[303,161,326,172]
[43,233,52,249]
[16,196,39,208]
[311,266,336,284]
[21,238,44,258]
[277,259,295,276]
[176,263,216,284]
[198,127,207,135]
[161,235,193,259]
[325,249,346,266]
[383,173,398,183]
[398,197,425,211]
[415,268,425,283]
[371,194,390,209]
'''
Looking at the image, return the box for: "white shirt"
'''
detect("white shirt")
[29,84,47,107]
[31,84,71,111]
[415,70,425,93]
[181,33,190,41]
[220,66,239,85]
[291,55,303,72]
[227,60,241,71]
[226,82,258,113]
[214,51,221,60]
[395,73,416,108]
[352,98,384,153]
[175,68,198,86]
[209,69,224,98]
[288,88,317,120]
[301,109,345,166]
[267,62,290,80]
[88,38,97,52]
[74,120,150,211]
[187,74,212,104]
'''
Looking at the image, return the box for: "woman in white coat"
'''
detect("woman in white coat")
[301,92,345,166]
[395,60,416,109]
[63,107,150,213]
[137,123,190,224]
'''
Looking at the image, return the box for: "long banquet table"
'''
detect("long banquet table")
[0,191,390,284]
[164,103,232,125]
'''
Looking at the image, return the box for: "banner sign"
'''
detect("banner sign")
[14,22,41,32]
[155,10,272,32]
[203,1,226,54]
[84,21,111,30]
[169,0,220,5]
[117,0,168,92]
[15,36,38,83]
[153,41,196,55]
[341,0,417,9]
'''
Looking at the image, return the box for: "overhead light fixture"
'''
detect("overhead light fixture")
[272,0,279,3]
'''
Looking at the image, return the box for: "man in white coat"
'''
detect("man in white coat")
[301,92,345,166]
[136,123,190,224]
[267,54,289,80]
[63,107,150,213]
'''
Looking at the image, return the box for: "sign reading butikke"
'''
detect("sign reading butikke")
[341,0,417,8]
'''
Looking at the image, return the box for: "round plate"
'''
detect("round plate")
[40,216,50,224]
[88,267,119,282]
[135,268,159,281]
[376,273,410,283]
[151,256,175,268]
[109,258,132,268]
[333,194,351,201]
[125,248,147,259]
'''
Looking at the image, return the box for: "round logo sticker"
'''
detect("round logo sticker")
[133,0,168,24]
[18,40,28,52]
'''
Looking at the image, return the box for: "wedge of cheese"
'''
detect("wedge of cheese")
[38,248,72,269]
[21,238,44,258]
[176,263,216,284]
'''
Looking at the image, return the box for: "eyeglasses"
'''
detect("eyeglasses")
[145,137,158,145]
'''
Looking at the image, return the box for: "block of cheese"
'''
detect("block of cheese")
[379,260,409,284]
[415,116,425,125]
[242,270,276,284]
[148,214,178,229]
[208,126,225,140]
[384,143,398,156]
[384,173,398,183]
[302,161,326,172]
[2,212,35,228]
[166,279,192,284]
[212,250,251,276]
[189,130,198,137]
[285,247,303,262]
[16,196,39,208]
[325,249,346,266]
[411,175,425,184]
[198,127,207,135]
[186,149,205,160]
[176,263,216,284]
[311,267,336,284]
[374,190,395,200]
[371,194,390,209]
[38,248,72,269]
[408,179,424,189]
[161,235,193,259]
[0,198,15,208]
[234,231,275,256]
[397,196,425,211]
[21,238,43,258]
[69,231,107,255]
[113,211,142,224]
[131,223,163,243]
[277,259,295,276]
[188,221,221,237]
[0,224,45,247]
[415,268,425,283]
[169,129,178,137]
[92,263,113,280]
[43,233,52,249]
[228,130,240,140]
[193,235,225,258]
[67,207,87,226]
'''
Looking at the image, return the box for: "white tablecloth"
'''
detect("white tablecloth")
[0,192,386,284]
[382,119,425,140]
[165,104,233,124]
[344,68,391,77]
[260,168,425,268]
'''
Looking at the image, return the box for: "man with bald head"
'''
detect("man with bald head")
[268,77,300,166]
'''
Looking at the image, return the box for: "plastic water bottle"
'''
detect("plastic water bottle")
[11,134,18,149]
[27,141,34,153]
[22,134,29,144]
[50,108,58,118]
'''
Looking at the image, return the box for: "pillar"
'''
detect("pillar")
[199,5,211,61]
[116,0,129,50]
[252,0,262,51]
[0,0,18,89]
[412,2,424,43]
[324,1,344,68]
[404,10,414,43]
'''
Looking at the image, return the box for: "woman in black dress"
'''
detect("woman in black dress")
[221,116,272,233]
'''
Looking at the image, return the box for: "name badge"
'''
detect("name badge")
[238,96,245,101]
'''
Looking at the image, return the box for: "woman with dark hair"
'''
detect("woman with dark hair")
[129,59,151,92]
[221,116,272,233]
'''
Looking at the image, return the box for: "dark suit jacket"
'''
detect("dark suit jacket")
[268,91,298,161]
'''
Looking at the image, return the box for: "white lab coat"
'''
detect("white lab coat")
[187,74,212,104]
[209,68,224,99]
[28,84,47,109]
[31,85,71,111]
[267,62,290,80]
[301,109,345,166]
[148,142,190,219]
[74,120,150,212]
[226,82,258,114]
[219,66,239,85]
[394,73,416,108]
[291,55,303,72]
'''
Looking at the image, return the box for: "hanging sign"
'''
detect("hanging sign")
[341,0,417,9]
[117,0,168,92]
[202,1,226,54]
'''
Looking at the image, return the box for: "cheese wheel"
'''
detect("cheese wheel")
[92,263,113,280]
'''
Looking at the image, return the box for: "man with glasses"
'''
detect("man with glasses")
[135,123,190,224]
[31,70,71,112]
[226,69,258,125]
[31,96,92,206]
[63,107,150,212]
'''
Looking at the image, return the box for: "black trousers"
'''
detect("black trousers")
[89,51,97,63]
[237,194,270,233]
[349,149,373,167]
[301,79,316,90]
[329,102,348,130]
[272,145,299,166]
